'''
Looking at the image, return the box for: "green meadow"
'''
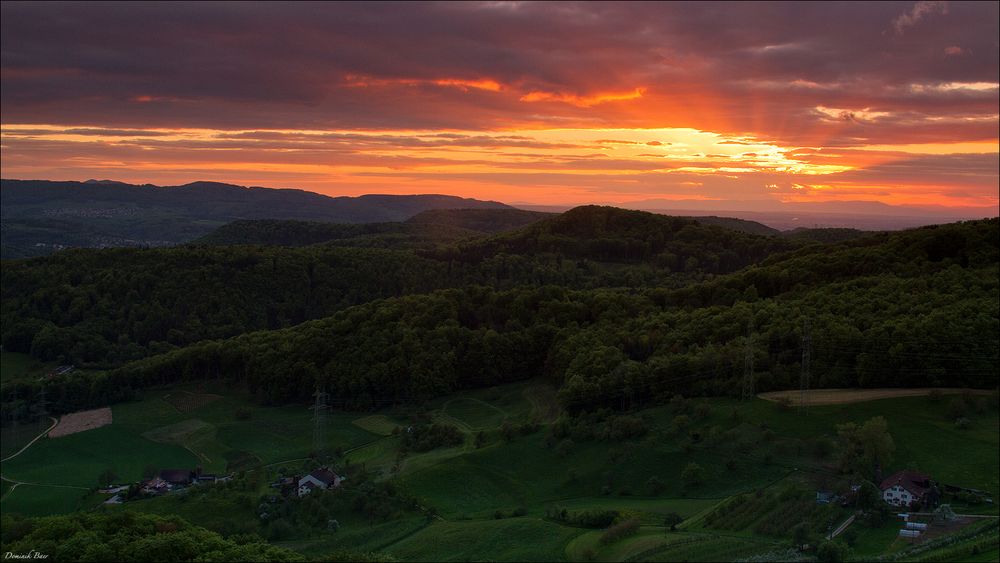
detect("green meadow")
[1,377,997,561]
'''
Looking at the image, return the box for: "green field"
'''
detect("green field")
[0,485,104,517]
[565,527,778,562]
[1,378,997,561]
[387,517,585,562]
[0,382,382,515]
[352,414,402,436]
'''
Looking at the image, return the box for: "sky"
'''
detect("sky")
[1,1,998,213]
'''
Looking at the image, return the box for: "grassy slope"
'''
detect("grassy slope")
[739,396,1000,499]
[0,382,381,515]
[1,379,996,561]
[386,517,584,562]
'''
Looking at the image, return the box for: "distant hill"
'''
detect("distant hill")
[0,179,510,258]
[429,205,802,273]
[196,219,483,248]
[406,208,553,232]
[782,227,875,243]
[687,216,779,236]
[196,208,552,248]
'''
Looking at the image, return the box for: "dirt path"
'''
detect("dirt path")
[1,416,58,463]
[1,416,89,502]
[758,388,992,407]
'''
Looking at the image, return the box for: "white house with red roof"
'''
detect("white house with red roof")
[880,470,931,508]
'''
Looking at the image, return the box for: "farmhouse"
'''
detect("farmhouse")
[297,468,344,497]
[881,470,934,508]
[159,469,193,485]
[141,477,171,495]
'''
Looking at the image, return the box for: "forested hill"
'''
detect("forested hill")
[196,208,553,247]
[0,207,806,369]
[0,179,510,258]
[428,205,802,273]
[782,227,874,244]
[195,219,483,248]
[684,215,779,236]
[6,218,995,414]
[405,208,553,232]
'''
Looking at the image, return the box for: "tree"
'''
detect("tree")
[98,468,118,489]
[816,540,848,562]
[681,463,704,487]
[836,416,894,478]
[646,475,666,495]
[856,481,880,510]
[791,523,810,548]
[663,512,683,531]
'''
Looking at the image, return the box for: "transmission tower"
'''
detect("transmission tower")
[800,318,812,413]
[741,315,755,401]
[311,386,329,461]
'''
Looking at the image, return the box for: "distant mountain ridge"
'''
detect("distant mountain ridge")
[0,179,511,258]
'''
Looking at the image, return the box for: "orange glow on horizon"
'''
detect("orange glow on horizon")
[2,122,996,210]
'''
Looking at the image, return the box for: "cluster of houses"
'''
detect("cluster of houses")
[101,466,345,506]
[101,467,232,504]
[140,467,230,495]
[270,467,345,498]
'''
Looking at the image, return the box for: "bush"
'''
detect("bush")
[681,462,705,487]
[646,476,666,495]
[947,398,968,421]
[671,414,691,432]
[605,415,648,441]
[548,508,617,528]
[400,424,463,452]
[555,438,574,458]
[599,518,641,545]
[816,540,848,562]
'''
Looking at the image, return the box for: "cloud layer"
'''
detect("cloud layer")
[2,1,997,209]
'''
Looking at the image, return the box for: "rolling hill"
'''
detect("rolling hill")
[0,179,510,258]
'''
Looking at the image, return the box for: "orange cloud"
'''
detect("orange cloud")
[344,75,502,92]
[519,87,646,107]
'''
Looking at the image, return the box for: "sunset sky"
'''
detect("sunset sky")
[1,1,998,212]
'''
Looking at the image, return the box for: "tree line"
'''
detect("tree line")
[1,206,808,369]
[3,217,995,418]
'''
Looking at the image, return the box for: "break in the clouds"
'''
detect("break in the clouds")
[1,1,998,210]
